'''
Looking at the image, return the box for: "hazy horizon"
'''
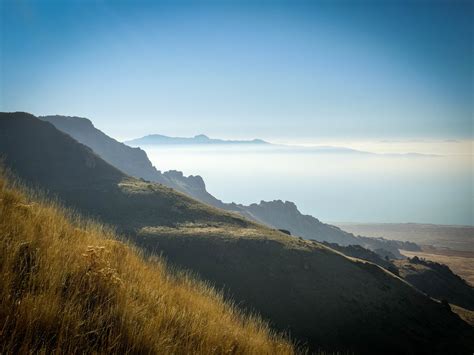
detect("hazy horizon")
[123,130,472,226]
[1,0,472,225]
[136,140,473,226]
[120,130,473,156]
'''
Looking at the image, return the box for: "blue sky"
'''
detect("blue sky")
[1,0,472,141]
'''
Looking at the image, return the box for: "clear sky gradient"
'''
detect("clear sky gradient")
[1,0,472,141]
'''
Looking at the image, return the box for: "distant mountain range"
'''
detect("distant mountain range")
[124,132,440,157]
[125,133,372,155]
[41,115,415,258]
[125,133,269,146]
[2,112,473,354]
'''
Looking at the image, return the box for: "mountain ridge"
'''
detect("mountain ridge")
[125,132,440,157]
[40,115,221,207]
[2,112,473,354]
[124,133,269,146]
[40,114,411,258]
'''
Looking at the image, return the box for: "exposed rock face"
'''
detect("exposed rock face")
[244,200,361,245]
[40,115,416,257]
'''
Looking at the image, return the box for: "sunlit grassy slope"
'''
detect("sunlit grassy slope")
[135,223,474,354]
[0,173,294,354]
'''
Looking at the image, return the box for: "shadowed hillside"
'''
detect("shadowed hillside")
[40,115,222,207]
[1,112,473,354]
[1,113,243,232]
[323,242,474,318]
[238,200,421,257]
[394,257,474,311]
[0,171,293,354]
[41,114,416,258]
[134,225,474,354]
[320,241,399,274]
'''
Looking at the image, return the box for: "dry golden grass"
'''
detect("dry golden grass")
[140,223,327,251]
[0,172,295,354]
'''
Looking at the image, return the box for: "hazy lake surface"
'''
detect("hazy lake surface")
[142,143,473,225]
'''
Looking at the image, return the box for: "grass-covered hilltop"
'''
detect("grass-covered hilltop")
[0,112,473,354]
[0,170,294,354]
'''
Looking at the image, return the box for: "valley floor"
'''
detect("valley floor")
[334,223,474,251]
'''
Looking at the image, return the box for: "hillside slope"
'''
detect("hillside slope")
[238,200,420,257]
[394,257,474,311]
[1,113,241,232]
[40,115,413,257]
[134,225,474,354]
[323,242,474,314]
[0,171,293,354]
[40,115,222,207]
[1,112,473,354]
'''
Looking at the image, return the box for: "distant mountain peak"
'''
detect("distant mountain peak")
[194,134,210,140]
[256,200,299,211]
[124,134,270,146]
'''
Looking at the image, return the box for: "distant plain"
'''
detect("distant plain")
[335,223,474,251]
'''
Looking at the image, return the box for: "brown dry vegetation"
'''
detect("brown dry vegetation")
[0,172,294,354]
